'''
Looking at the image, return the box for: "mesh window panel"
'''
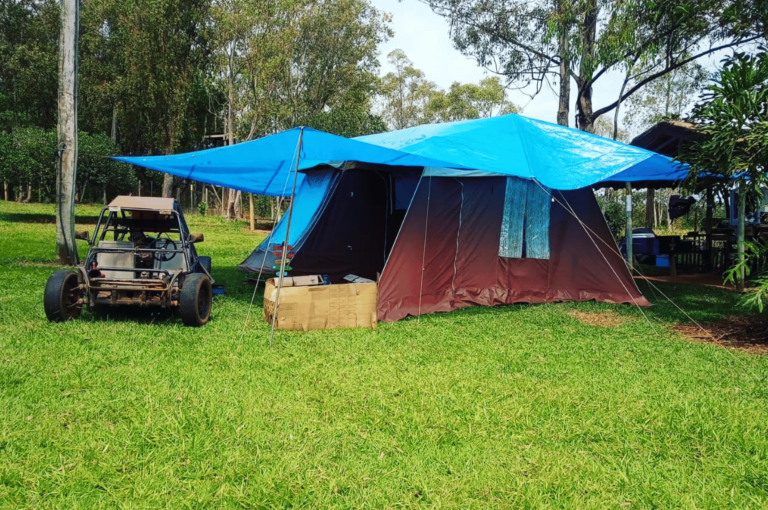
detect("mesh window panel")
[524,181,551,259]
[499,177,527,258]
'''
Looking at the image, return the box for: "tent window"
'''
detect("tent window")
[499,178,550,259]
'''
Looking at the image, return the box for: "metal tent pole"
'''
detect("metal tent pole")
[737,181,746,292]
[626,183,633,271]
[269,127,304,346]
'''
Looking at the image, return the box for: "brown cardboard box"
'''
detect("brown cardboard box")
[264,278,378,331]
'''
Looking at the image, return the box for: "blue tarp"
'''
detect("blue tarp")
[356,115,688,189]
[113,128,466,197]
[114,114,689,194]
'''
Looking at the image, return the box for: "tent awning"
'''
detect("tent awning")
[114,114,690,194]
[113,128,468,197]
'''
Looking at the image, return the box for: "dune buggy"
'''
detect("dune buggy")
[44,196,214,327]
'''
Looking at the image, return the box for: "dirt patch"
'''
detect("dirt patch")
[673,315,768,354]
[15,260,61,268]
[569,310,630,327]
[241,228,272,236]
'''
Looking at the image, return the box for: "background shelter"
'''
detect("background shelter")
[116,115,689,321]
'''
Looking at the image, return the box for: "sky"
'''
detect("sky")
[369,0,729,136]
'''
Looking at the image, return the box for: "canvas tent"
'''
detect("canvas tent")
[116,114,687,322]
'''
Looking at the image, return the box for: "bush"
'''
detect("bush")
[0,128,136,203]
[601,199,625,241]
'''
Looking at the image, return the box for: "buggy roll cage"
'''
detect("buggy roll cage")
[81,204,198,288]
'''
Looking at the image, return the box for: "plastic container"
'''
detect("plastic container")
[656,254,670,268]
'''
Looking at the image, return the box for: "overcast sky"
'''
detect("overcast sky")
[369,0,728,135]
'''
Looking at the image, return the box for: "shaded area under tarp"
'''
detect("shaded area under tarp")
[238,165,422,280]
[238,167,339,274]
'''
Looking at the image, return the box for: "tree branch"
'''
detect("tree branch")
[592,35,763,120]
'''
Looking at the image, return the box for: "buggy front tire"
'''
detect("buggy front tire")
[44,270,82,322]
[179,273,212,327]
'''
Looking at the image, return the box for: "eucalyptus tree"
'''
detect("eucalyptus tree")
[623,62,710,137]
[423,0,764,132]
[378,49,438,129]
[425,77,519,123]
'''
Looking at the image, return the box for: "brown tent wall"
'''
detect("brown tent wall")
[377,176,649,322]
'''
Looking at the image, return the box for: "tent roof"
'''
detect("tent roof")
[114,114,689,195]
[356,114,687,189]
[113,128,466,197]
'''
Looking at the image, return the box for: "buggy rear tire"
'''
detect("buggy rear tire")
[179,273,212,327]
[44,270,82,322]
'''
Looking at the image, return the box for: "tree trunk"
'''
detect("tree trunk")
[162,173,174,198]
[645,188,655,229]
[556,7,570,127]
[575,0,597,133]
[249,193,255,231]
[111,104,117,143]
[3,179,7,201]
[56,0,78,265]
[235,190,242,218]
[22,183,32,203]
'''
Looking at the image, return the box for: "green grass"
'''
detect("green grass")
[1,200,768,509]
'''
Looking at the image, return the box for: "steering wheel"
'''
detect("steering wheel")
[151,233,178,262]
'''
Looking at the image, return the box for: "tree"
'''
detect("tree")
[378,49,437,129]
[624,61,710,137]
[102,0,212,197]
[426,77,519,123]
[0,0,60,131]
[377,51,520,129]
[679,51,768,292]
[422,0,764,132]
[593,116,629,142]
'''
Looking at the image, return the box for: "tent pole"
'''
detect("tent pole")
[269,127,304,347]
[705,186,713,271]
[737,181,746,292]
[626,183,633,271]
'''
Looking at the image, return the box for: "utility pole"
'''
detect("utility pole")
[56,0,79,265]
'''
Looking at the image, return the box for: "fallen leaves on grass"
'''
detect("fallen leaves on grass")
[673,315,768,354]
[568,310,630,327]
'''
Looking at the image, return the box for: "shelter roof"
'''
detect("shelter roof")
[113,115,688,194]
[108,196,175,211]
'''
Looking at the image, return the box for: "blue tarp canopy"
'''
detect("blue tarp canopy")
[113,128,467,197]
[357,115,689,189]
[114,114,689,194]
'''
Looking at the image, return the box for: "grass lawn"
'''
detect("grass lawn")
[1,200,768,509]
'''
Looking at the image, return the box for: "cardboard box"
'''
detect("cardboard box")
[264,278,377,331]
